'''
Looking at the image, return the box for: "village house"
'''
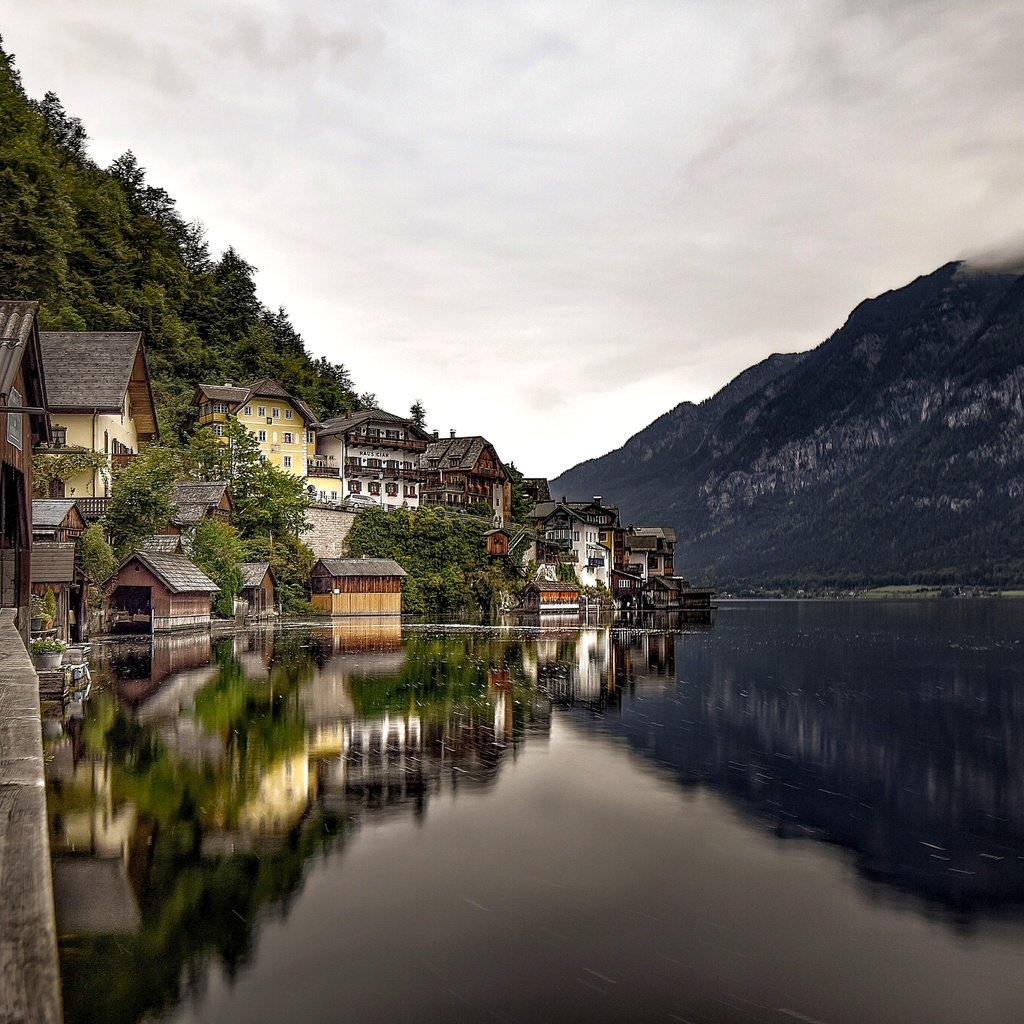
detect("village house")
[36,330,159,511]
[193,377,317,479]
[104,550,219,633]
[520,579,581,614]
[419,432,512,524]
[310,557,406,616]
[0,300,51,640]
[239,562,276,618]
[531,496,619,589]
[31,499,87,641]
[309,409,430,509]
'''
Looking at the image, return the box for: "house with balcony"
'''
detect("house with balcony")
[192,378,317,479]
[310,409,430,509]
[1,300,51,639]
[419,432,512,524]
[530,497,619,589]
[36,331,159,505]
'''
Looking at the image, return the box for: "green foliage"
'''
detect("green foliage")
[77,523,116,584]
[505,461,533,524]
[103,446,181,553]
[31,447,109,497]
[31,636,66,654]
[241,533,316,613]
[185,420,307,540]
[33,588,57,624]
[409,399,426,428]
[189,519,245,617]
[347,505,521,615]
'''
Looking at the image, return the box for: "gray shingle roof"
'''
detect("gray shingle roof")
[316,557,407,578]
[31,499,79,528]
[31,542,77,584]
[0,300,39,396]
[169,482,231,525]
[239,562,273,588]
[422,435,491,469]
[316,408,429,439]
[120,551,219,593]
[140,535,185,555]
[38,331,143,411]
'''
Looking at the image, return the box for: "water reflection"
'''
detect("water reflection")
[44,604,1024,1024]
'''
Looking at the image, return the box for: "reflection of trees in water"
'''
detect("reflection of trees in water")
[596,623,1024,924]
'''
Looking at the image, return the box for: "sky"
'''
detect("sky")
[5,1,1024,477]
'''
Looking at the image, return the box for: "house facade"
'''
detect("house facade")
[31,499,87,641]
[419,433,511,524]
[0,300,50,639]
[193,378,317,478]
[105,550,219,632]
[309,409,429,509]
[531,497,619,589]
[310,557,407,616]
[37,331,159,502]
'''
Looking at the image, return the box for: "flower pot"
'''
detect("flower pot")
[30,617,45,633]
[32,652,64,671]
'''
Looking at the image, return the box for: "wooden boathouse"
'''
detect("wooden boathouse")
[520,580,581,614]
[310,557,406,616]
[239,562,276,618]
[105,550,219,632]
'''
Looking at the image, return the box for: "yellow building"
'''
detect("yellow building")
[37,331,160,500]
[193,378,317,478]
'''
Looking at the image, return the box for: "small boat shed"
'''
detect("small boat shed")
[105,550,219,632]
[239,562,276,618]
[310,557,406,616]
[520,580,581,614]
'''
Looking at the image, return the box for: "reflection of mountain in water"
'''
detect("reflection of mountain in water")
[586,604,1024,922]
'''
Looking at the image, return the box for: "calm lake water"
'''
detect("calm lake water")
[46,601,1024,1024]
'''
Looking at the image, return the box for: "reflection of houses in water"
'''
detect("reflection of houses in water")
[46,740,142,935]
[102,632,214,707]
[528,628,620,711]
[611,628,676,694]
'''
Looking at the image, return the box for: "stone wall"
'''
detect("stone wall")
[0,609,62,1024]
[304,504,358,560]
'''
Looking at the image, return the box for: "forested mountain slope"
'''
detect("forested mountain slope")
[0,40,359,434]
[553,262,1024,587]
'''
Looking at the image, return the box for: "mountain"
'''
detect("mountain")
[552,261,1024,587]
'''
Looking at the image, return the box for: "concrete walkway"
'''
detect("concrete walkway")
[0,609,62,1024]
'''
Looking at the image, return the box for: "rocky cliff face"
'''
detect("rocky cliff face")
[553,262,1024,585]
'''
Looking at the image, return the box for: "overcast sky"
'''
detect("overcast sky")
[6,2,1024,476]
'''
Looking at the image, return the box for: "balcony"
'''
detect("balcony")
[344,434,428,454]
[308,462,341,478]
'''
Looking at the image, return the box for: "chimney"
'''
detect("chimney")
[561,496,567,503]
[450,428,456,438]
[593,496,602,507]
[432,429,439,440]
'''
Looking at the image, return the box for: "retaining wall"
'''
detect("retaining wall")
[0,609,62,1023]
[304,505,358,560]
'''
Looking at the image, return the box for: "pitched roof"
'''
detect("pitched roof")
[634,527,677,543]
[532,499,620,524]
[525,580,580,594]
[195,377,318,424]
[239,562,273,588]
[31,542,77,584]
[169,481,232,525]
[422,435,507,475]
[316,408,430,439]
[39,331,139,410]
[0,300,40,396]
[315,557,407,578]
[118,551,219,593]
[140,534,185,555]
[31,499,80,529]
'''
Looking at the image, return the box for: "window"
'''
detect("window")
[306,431,315,444]
[285,409,293,419]
[272,407,280,418]
[573,531,580,541]
[386,483,399,496]
[257,406,266,417]
[51,425,67,448]
[349,480,362,493]
[244,405,252,416]
[405,486,416,498]
[212,424,224,437]
[7,387,21,450]
[331,490,338,501]
[283,455,292,469]
[258,430,267,442]
[282,432,293,444]
[369,482,381,495]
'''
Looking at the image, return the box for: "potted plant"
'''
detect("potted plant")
[30,593,47,633]
[30,637,67,670]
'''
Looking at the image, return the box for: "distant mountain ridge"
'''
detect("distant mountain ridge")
[552,261,1024,586]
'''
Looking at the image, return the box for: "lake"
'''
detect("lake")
[45,601,1024,1023]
